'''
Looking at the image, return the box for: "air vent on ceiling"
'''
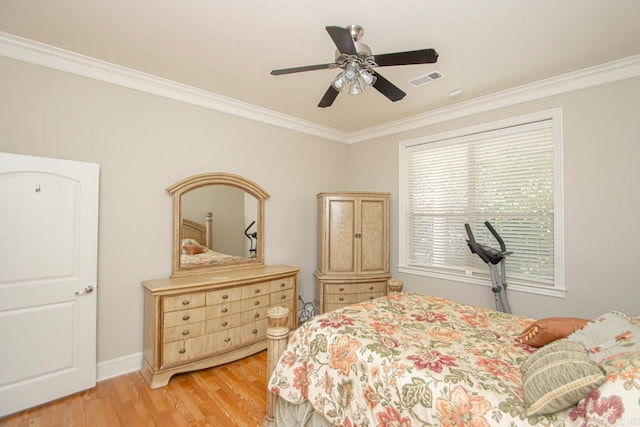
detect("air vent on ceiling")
[408,71,443,88]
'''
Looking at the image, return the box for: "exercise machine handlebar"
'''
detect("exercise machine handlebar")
[465,222,512,265]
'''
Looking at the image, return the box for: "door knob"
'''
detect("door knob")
[75,285,94,296]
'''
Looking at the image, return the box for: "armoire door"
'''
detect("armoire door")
[0,152,99,417]
[358,197,389,275]
[324,197,357,275]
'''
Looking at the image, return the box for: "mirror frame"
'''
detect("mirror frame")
[167,172,270,277]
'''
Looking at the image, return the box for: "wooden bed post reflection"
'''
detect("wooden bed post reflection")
[263,306,291,427]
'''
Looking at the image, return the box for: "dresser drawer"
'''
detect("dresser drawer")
[235,319,268,343]
[162,335,207,367]
[206,287,242,305]
[241,282,270,299]
[270,288,295,305]
[205,320,266,353]
[358,291,386,302]
[163,321,206,343]
[163,293,205,312]
[205,307,268,333]
[206,294,270,318]
[324,293,359,305]
[356,282,386,294]
[324,284,355,295]
[270,277,294,292]
[163,307,206,327]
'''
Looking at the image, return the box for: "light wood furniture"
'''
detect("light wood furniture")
[141,173,300,389]
[167,172,268,277]
[315,191,390,313]
[181,211,213,249]
[142,264,299,388]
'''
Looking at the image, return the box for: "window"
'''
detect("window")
[399,110,564,297]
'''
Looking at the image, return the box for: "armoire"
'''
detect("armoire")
[315,191,390,313]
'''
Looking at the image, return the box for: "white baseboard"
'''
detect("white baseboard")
[96,352,142,382]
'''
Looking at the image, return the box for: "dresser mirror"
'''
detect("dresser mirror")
[167,173,270,277]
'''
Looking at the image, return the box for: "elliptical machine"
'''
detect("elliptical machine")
[464,221,512,314]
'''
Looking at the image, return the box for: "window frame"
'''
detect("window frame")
[398,109,565,298]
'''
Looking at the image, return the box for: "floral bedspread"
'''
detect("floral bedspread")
[180,248,245,266]
[268,293,640,427]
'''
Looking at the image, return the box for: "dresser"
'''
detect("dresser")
[141,264,299,388]
[315,192,390,313]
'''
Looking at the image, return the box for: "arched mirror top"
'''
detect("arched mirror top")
[167,173,270,277]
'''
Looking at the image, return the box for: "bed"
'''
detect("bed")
[180,212,245,266]
[263,291,640,426]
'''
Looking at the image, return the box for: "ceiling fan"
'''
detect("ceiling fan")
[271,24,438,108]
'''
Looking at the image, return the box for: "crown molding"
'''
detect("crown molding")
[1,32,639,145]
[0,32,349,143]
[347,54,640,143]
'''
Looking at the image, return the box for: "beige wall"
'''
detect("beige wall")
[0,57,348,363]
[2,54,639,368]
[347,76,640,319]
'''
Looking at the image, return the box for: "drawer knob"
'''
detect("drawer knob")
[254,301,260,306]
[224,337,231,343]
[182,315,190,321]
[221,321,228,327]
[222,308,228,313]
[339,287,344,292]
[182,330,190,336]
[369,296,374,300]
[178,348,186,354]
[280,294,286,300]
[339,297,344,301]
[182,300,190,305]
[254,313,260,319]
[222,294,229,300]
[280,282,286,288]
[252,329,258,334]
[254,288,261,294]
[369,286,374,291]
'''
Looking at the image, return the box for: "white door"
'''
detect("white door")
[0,152,99,417]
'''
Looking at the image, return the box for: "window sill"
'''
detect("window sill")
[398,265,566,298]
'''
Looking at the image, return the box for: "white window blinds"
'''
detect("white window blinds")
[403,117,562,291]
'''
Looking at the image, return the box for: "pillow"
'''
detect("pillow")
[181,238,201,254]
[183,244,205,255]
[520,339,605,416]
[516,317,588,347]
[567,311,640,363]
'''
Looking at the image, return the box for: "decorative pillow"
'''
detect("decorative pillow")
[183,244,205,255]
[567,311,640,363]
[516,317,589,347]
[181,239,201,254]
[520,339,605,416]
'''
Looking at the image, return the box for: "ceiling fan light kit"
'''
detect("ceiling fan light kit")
[331,60,377,95]
[271,24,438,108]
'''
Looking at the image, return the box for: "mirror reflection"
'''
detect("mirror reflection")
[180,186,258,267]
[167,172,269,277]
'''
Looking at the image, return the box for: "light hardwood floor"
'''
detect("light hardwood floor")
[0,351,268,427]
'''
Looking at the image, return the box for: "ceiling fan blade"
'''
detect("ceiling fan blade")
[318,86,340,108]
[374,48,439,67]
[271,63,335,75]
[372,71,406,102]
[326,26,357,55]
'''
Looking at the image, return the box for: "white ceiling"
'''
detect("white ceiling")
[1,0,639,133]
